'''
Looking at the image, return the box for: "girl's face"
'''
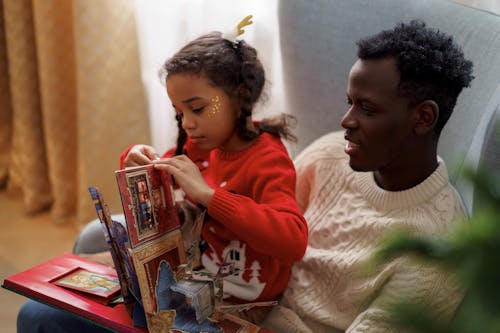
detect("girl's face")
[166,73,245,152]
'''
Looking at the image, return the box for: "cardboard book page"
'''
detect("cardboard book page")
[89,186,139,313]
[132,230,186,318]
[115,165,180,248]
[116,165,189,332]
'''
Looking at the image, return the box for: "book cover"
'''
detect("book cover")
[2,253,147,333]
[2,253,265,333]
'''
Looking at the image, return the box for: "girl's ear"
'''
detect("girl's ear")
[414,100,438,136]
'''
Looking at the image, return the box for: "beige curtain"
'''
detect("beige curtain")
[0,0,150,225]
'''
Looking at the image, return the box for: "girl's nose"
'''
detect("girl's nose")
[182,113,196,130]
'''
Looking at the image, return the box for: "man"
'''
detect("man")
[262,20,474,333]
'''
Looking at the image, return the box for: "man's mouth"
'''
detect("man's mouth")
[344,134,360,155]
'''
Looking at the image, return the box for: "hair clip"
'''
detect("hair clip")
[223,15,253,45]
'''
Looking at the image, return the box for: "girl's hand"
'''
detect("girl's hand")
[153,155,215,206]
[123,144,161,167]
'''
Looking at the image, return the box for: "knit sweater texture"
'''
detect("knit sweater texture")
[262,131,466,333]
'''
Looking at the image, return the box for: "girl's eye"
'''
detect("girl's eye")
[192,106,205,114]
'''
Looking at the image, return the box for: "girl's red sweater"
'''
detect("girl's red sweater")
[120,132,308,303]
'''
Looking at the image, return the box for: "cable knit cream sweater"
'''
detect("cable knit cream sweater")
[263,131,466,333]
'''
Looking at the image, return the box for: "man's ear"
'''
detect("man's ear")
[414,100,439,136]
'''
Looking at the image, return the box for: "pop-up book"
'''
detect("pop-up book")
[107,165,267,332]
[2,164,272,333]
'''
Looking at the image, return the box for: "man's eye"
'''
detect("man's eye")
[361,106,376,115]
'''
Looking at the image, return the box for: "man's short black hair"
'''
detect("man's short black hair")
[357,20,474,135]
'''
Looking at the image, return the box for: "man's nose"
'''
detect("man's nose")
[340,107,357,129]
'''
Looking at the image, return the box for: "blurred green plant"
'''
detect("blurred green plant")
[373,166,500,333]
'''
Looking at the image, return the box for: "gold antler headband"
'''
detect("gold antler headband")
[223,15,254,44]
[236,15,253,37]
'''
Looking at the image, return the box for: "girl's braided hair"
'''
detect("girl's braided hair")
[160,32,297,155]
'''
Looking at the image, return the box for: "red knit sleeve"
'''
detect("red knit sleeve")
[207,148,308,262]
[119,144,136,169]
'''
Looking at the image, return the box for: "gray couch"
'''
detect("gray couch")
[278,0,500,216]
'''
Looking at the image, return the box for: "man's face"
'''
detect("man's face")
[342,57,418,175]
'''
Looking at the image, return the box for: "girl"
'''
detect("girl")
[16,26,306,333]
[122,30,308,313]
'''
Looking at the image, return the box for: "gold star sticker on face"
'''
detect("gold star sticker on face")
[208,95,221,117]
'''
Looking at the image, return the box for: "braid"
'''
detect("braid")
[233,40,264,141]
[236,106,259,141]
[175,114,187,155]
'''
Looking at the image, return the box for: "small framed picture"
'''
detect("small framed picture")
[126,170,160,240]
[53,268,120,299]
